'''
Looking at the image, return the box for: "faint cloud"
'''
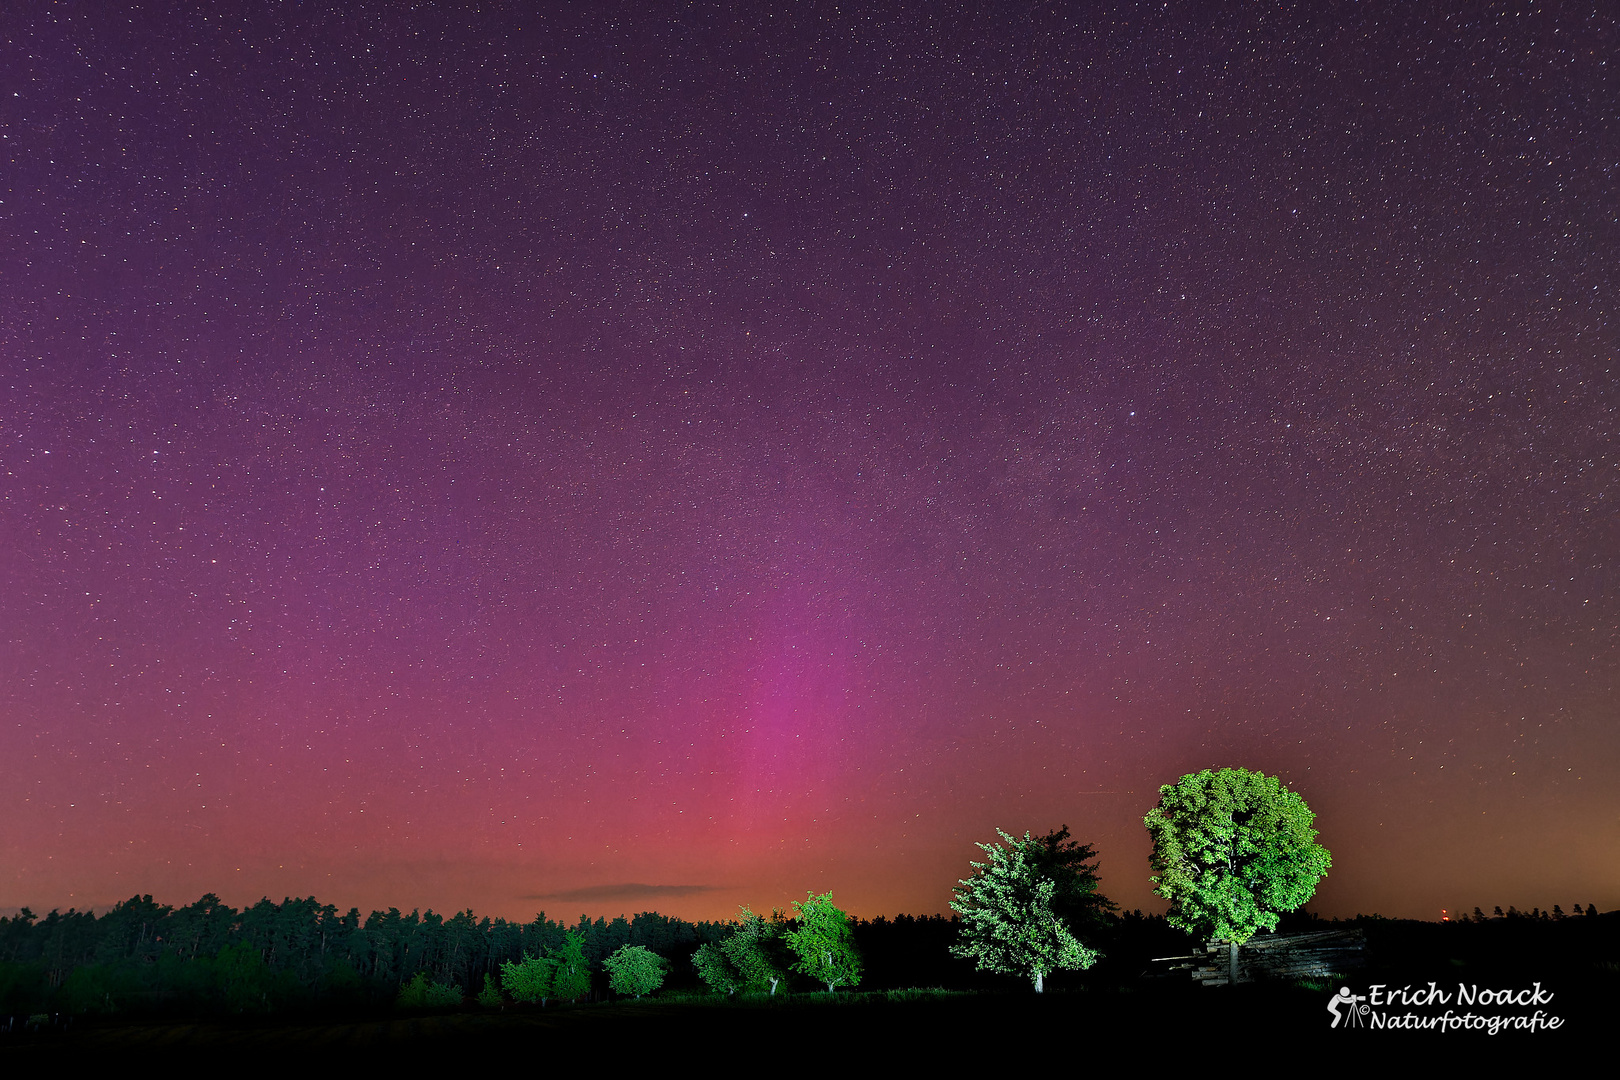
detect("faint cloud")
[526,883,722,902]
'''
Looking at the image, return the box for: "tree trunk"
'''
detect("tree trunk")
[1034,972,1044,994]
[1228,941,1239,986]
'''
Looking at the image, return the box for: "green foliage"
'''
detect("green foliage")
[950,830,1099,992]
[721,908,790,994]
[317,957,365,1006]
[1027,825,1118,931]
[549,931,592,1002]
[1144,767,1332,946]
[785,893,863,992]
[881,987,959,1001]
[0,892,723,1016]
[499,954,556,1004]
[691,942,742,995]
[396,971,463,1008]
[214,941,277,1013]
[56,962,138,1015]
[603,944,666,997]
[476,972,504,1007]
[0,962,49,1015]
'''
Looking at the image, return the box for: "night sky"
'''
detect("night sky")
[2,3,1616,925]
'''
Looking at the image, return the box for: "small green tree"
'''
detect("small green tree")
[691,942,743,995]
[721,907,789,994]
[1144,767,1332,985]
[603,944,666,998]
[950,830,1099,992]
[499,954,556,1004]
[549,931,592,1002]
[785,892,862,992]
[476,972,504,1007]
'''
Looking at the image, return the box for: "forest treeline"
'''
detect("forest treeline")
[0,890,1189,1018]
[2,892,1612,1020]
[3,804,1607,1019]
[0,893,728,1016]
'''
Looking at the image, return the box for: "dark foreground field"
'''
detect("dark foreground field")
[4,914,1614,1070]
[2,978,1610,1072]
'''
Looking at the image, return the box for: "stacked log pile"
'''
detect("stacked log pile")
[1156,928,1368,986]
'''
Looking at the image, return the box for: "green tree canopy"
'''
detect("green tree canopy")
[1144,767,1331,983]
[784,893,862,992]
[691,942,742,995]
[720,907,789,994]
[1028,824,1118,931]
[549,931,592,1002]
[950,830,1099,993]
[499,953,556,1005]
[603,944,666,998]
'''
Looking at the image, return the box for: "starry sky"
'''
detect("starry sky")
[2,2,1616,925]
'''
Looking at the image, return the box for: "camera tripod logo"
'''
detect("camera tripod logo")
[1327,987,1369,1029]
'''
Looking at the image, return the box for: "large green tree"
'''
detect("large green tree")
[549,931,592,1002]
[784,893,862,992]
[950,830,1099,993]
[603,944,666,998]
[720,907,789,994]
[1143,767,1332,985]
